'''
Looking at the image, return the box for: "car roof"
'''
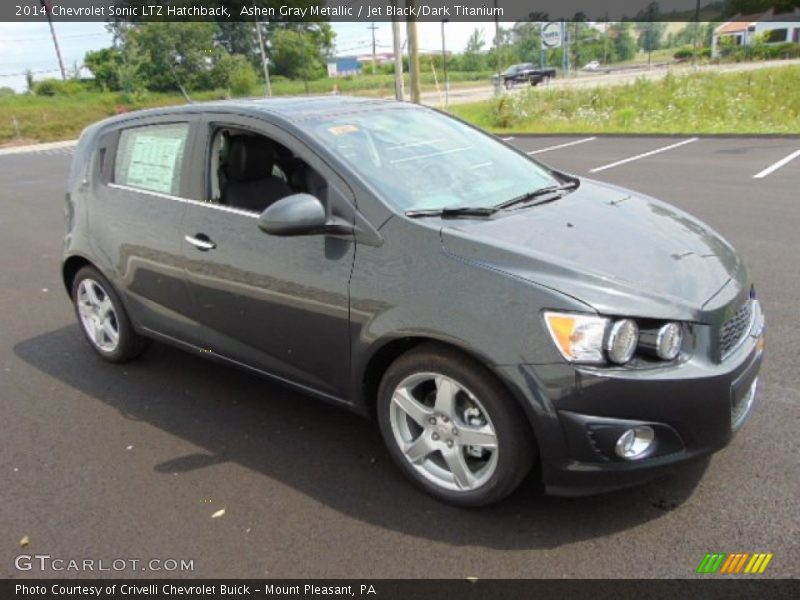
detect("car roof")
[96,95,414,129]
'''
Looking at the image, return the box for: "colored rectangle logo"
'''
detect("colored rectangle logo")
[697,552,773,574]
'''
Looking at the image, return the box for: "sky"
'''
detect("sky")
[0,21,505,92]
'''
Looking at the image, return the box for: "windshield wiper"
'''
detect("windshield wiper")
[495,181,579,210]
[405,206,497,218]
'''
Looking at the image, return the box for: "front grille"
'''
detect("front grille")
[720,299,754,359]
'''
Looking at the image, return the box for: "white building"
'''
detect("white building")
[712,8,800,56]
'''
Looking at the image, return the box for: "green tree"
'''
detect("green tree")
[216,22,260,68]
[84,47,122,91]
[211,54,258,96]
[726,0,800,16]
[270,29,324,91]
[510,22,542,64]
[636,3,667,65]
[117,37,147,96]
[610,23,638,62]
[119,22,219,92]
[461,28,487,71]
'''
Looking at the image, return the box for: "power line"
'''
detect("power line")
[2,32,107,43]
[0,68,62,78]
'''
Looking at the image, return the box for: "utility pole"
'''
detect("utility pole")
[368,23,379,75]
[391,3,404,100]
[692,0,701,67]
[39,0,66,80]
[254,19,272,97]
[493,0,501,75]
[406,1,421,104]
[441,19,449,105]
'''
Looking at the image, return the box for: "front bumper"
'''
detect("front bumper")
[497,301,765,496]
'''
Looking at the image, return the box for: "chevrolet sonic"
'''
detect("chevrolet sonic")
[63,97,765,506]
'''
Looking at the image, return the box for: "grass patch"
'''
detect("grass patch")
[0,71,491,145]
[448,66,800,134]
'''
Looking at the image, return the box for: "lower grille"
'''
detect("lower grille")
[720,299,754,359]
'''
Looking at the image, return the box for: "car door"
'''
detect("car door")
[90,116,198,340]
[179,115,356,400]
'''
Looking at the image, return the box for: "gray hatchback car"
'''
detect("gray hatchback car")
[63,97,765,506]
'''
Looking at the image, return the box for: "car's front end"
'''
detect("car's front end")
[496,290,765,495]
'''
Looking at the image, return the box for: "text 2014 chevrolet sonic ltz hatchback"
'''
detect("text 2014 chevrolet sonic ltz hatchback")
[63,97,765,506]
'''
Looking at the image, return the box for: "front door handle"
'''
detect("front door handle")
[185,234,216,251]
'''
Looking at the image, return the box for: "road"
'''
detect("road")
[418,58,800,106]
[1,135,798,579]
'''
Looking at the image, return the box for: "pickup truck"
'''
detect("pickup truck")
[493,63,557,89]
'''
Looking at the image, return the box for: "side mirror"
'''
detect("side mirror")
[257,194,329,236]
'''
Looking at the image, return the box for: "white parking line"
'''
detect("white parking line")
[501,136,515,141]
[753,149,800,179]
[589,137,699,173]
[526,137,597,155]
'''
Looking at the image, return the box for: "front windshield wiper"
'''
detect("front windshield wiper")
[495,181,579,210]
[405,206,497,219]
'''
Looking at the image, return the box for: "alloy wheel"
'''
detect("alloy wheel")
[76,278,120,353]
[389,372,499,492]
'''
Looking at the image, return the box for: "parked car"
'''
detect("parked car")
[63,97,765,506]
[582,60,601,71]
[493,63,557,88]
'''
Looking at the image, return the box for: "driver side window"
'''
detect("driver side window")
[208,127,328,214]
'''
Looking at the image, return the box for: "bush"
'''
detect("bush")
[0,87,15,97]
[210,55,259,97]
[674,47,712,61]
[33,79,87,96]
[487,93,529,128]
[721,42,800,62]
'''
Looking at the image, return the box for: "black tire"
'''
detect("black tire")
[377,343,536,507]
[71,265,149,363]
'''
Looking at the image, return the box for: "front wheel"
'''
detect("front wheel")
[377,344,536,507]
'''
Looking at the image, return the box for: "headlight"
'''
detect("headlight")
[543,312,609,364]
[544,312,682,365]
[656,322,682,360]
[606,319,639,364]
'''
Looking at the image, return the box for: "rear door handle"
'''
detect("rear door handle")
[185,234,216,251]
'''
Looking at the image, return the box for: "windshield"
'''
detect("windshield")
[305,107,559,213]
[503,64,528,75]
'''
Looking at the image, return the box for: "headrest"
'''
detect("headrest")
[225,136,277,182]
[290,162,327,198]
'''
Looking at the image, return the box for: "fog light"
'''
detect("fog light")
[615,426,655,460]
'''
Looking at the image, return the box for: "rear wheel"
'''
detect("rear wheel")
[72,266,148,362]
[377,344,535,506]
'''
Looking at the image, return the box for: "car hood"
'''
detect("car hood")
[440,179,747,322]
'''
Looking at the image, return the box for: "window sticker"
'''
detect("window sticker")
[115,124,188,196]
[328,124,359,135]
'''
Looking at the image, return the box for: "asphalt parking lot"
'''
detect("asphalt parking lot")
[1,135,798,579]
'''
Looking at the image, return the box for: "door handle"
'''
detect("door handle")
[185,234,216,251]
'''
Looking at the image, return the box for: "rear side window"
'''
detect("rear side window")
[114,123,189,196]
